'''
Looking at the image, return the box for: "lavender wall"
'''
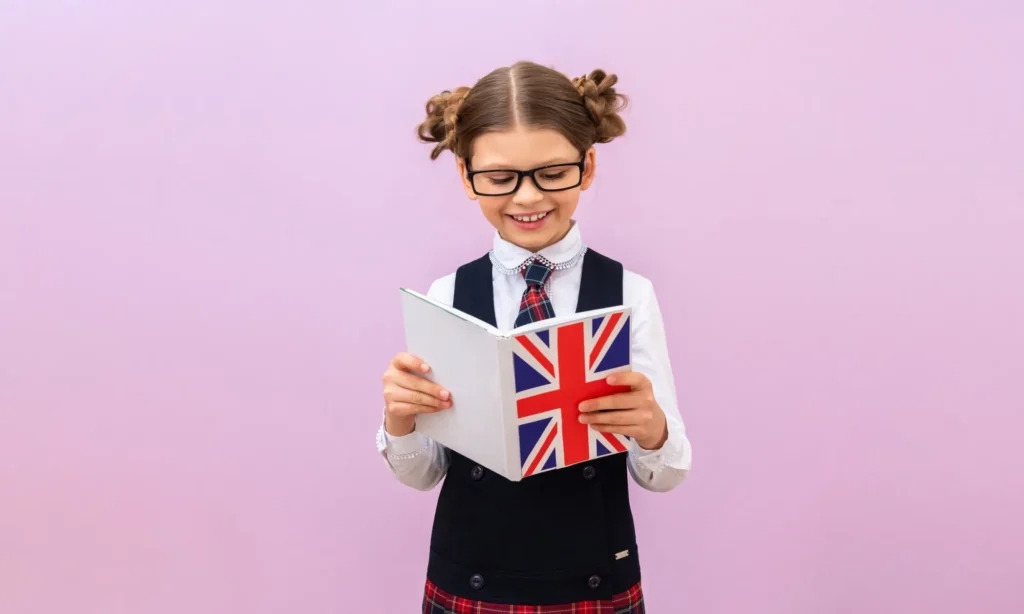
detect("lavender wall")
[2,2,1021,612]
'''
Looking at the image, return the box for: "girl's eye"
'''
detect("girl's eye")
[486,174,515,185]
[541,171,568,181]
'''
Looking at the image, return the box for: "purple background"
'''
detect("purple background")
[1,2,1022,612]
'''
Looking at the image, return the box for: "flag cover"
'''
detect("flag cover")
[512,311,632,477]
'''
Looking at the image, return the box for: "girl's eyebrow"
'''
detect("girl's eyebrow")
[474,156,576,170]
[533,156,577,166]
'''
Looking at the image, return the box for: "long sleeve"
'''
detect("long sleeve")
[622,275,693,492]
[375,275,457,491]
[375,256,693,492]
[375,419,449,491]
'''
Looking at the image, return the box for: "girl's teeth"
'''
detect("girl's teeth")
[514,212,548,222]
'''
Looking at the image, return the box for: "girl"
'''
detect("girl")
[376,61,692,613]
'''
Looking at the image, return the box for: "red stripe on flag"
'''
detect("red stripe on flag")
[516,335,555,376]
[600,431,628,453]
[524,422,559,477]
[589,312,623,368]
[557,323,590,466]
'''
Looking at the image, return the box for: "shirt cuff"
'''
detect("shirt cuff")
[376,415,429,460]
[629,423,689,474]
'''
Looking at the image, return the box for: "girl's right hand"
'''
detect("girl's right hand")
[382,352,452,437]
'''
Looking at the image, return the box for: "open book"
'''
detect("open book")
[399,288,633,482]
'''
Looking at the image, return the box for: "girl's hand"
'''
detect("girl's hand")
[578,372,668,451]
[382,352,452,437]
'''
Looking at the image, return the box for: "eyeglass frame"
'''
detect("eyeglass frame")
[463,153,587,196]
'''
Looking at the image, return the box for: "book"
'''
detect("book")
[399,288,633,482]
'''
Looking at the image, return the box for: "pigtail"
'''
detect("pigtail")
[572,70,628,143]
[417,86,471,160]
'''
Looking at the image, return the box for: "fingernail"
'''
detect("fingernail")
[420,363,430,372]
[439,389,450,400]
[578,415,587,423]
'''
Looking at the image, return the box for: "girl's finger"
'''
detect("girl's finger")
[390,370,451,402]
[388,401,448,417]
[392,387,452,410]
[589,423,643,438]
[579,408,643,426]
[579,391,644,413]
[391,352,432,374]
[606,371,650,389]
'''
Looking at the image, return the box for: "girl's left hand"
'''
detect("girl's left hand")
[578,372,668,451]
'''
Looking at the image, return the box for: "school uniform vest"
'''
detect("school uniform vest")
[426,249,641,605]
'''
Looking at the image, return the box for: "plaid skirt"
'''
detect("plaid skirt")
[422,579,645,614]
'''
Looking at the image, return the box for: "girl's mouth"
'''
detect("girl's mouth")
[507,210,551,230]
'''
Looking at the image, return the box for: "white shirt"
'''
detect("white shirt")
[375,222,692,492]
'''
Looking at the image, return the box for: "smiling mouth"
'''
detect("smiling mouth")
[508,211,551,223]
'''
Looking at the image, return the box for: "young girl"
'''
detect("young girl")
[376,61,692,613]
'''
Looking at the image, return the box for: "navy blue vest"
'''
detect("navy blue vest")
[426,249,641,604]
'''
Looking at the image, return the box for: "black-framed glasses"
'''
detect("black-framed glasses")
[465,154,585,196]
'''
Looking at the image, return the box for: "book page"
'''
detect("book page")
[399,288,500,335]
[399,289,509,478]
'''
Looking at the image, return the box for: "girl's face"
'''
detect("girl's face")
[457,126,596,252]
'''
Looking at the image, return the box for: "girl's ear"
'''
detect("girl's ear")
[456,157,478,201]
[580,147,597,191]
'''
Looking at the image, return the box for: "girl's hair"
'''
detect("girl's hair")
[417,61,628,161]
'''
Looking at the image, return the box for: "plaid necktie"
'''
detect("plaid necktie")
[514,259,556,327]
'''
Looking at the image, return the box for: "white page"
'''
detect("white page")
[399,289,509,478]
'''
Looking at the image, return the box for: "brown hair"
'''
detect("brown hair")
[417,61,628,161]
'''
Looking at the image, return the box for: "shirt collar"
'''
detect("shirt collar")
[489,220,587,275]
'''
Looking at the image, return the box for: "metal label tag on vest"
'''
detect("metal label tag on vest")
[615,549,630,560]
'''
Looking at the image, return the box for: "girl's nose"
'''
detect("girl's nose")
[512,176,543,204]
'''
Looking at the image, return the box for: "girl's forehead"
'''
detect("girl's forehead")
[470,126,579,169]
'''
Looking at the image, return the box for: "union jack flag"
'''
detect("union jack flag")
[513,310,633,478]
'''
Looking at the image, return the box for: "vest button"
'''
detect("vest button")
[588,574,601,589]
[470,465,484,480]
[582,465,596,480]
[469,573,485,590]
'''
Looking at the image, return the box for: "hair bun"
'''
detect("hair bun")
[572,69,627,143]
[417,86,471,160]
